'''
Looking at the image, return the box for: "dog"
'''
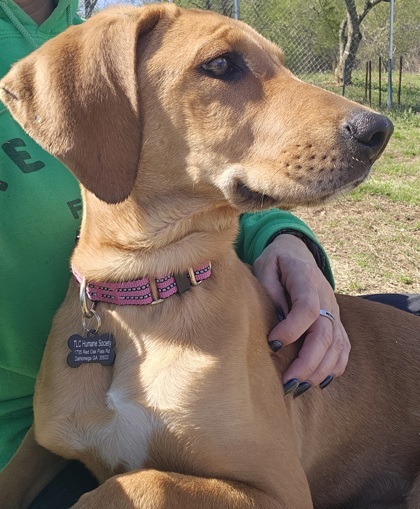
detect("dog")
[0,4,419,508]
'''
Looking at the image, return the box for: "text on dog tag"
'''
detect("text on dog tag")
[67,333,116,368]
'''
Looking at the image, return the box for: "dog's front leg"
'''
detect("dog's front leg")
[72,469,313,509]
[0,426,68,509]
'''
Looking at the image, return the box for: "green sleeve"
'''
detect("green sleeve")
[236,210,334,288]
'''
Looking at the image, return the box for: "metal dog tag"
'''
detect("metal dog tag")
[67,333,116,368]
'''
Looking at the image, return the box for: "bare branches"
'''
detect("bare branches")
[84,0,98,18]
[336,0,390,84]
[359,0,390,24]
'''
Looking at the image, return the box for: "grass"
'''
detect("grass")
[294,71,420,295]
[303,72,420,204]
[303,70,420,112]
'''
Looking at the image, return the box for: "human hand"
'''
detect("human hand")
[253,234,350,395]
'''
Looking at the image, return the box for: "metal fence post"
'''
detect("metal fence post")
[233,0,239,20]
[386,0,395,109]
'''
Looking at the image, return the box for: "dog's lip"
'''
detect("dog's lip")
[229,169,370,211]
[234,180,266,202]
[231,179,278,208]
[311,174,369,203]
[368,142,389,164]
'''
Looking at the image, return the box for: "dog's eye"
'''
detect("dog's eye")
[202,57,230,76]
[200,54,244,80]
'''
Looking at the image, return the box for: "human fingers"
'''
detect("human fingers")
[309,316,350,383]
[281,314,333,385]
[283,315,350,389]
[253,233,351,388]
[253,255,290,321]
[268,279,321,345]
[269,248,347,362]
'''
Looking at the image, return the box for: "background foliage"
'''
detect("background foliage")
[87,0,420,110]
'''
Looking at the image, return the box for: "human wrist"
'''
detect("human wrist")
[266,229,328,278]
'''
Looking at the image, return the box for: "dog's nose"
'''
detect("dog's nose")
[344,112,394,162]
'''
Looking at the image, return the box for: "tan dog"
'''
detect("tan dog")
[0,4,419,509]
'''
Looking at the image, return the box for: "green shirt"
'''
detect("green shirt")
[0,0,332,469]
[0,0,83,468]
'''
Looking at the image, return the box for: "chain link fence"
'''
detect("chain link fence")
[87,0,420,111]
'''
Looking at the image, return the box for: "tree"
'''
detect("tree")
[176,0,233,17]
[335,0,390,85]
[359,0,420,73]
[84,0,98,18]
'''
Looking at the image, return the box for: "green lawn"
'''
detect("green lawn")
[351,109,420,206]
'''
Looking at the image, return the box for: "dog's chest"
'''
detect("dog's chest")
[67,344,215,473]
[63,386,157,475]
[99,387,159,472]
[62,348,157,472]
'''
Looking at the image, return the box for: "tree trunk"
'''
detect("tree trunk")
[335,0,390,85]
[84,0,98,19]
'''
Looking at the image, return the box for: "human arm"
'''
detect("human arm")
[237,211,350,392]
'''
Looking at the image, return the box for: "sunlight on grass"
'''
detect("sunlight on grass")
[350,178,420,205]
[304,71,420,113]
[304,72,420,206]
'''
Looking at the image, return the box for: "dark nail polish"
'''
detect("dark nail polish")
[319,374,334,389]
[283,378,300,395]
[293,381,311,398]
[268,339,283,352]
[276,306,285,322]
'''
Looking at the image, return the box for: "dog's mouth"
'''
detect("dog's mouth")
[227,169,370,211]
[231,180,278,209]
[302,175,368,205]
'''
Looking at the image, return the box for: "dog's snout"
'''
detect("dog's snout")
[344,112,394,162]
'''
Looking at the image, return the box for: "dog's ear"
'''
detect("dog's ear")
[0,5,177,203]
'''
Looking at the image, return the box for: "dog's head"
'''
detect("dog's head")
[0,4,392,209]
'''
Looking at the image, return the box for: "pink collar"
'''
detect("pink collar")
[72,263,211,306]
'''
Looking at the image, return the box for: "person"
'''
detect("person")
[1,0,418,505]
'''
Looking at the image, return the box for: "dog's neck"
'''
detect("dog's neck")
[72,190,239,283]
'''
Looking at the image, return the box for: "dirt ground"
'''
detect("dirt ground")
[295,197,420,296]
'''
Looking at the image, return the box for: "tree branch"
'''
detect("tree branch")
[84,0,98,18]
[359,0,390,24]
